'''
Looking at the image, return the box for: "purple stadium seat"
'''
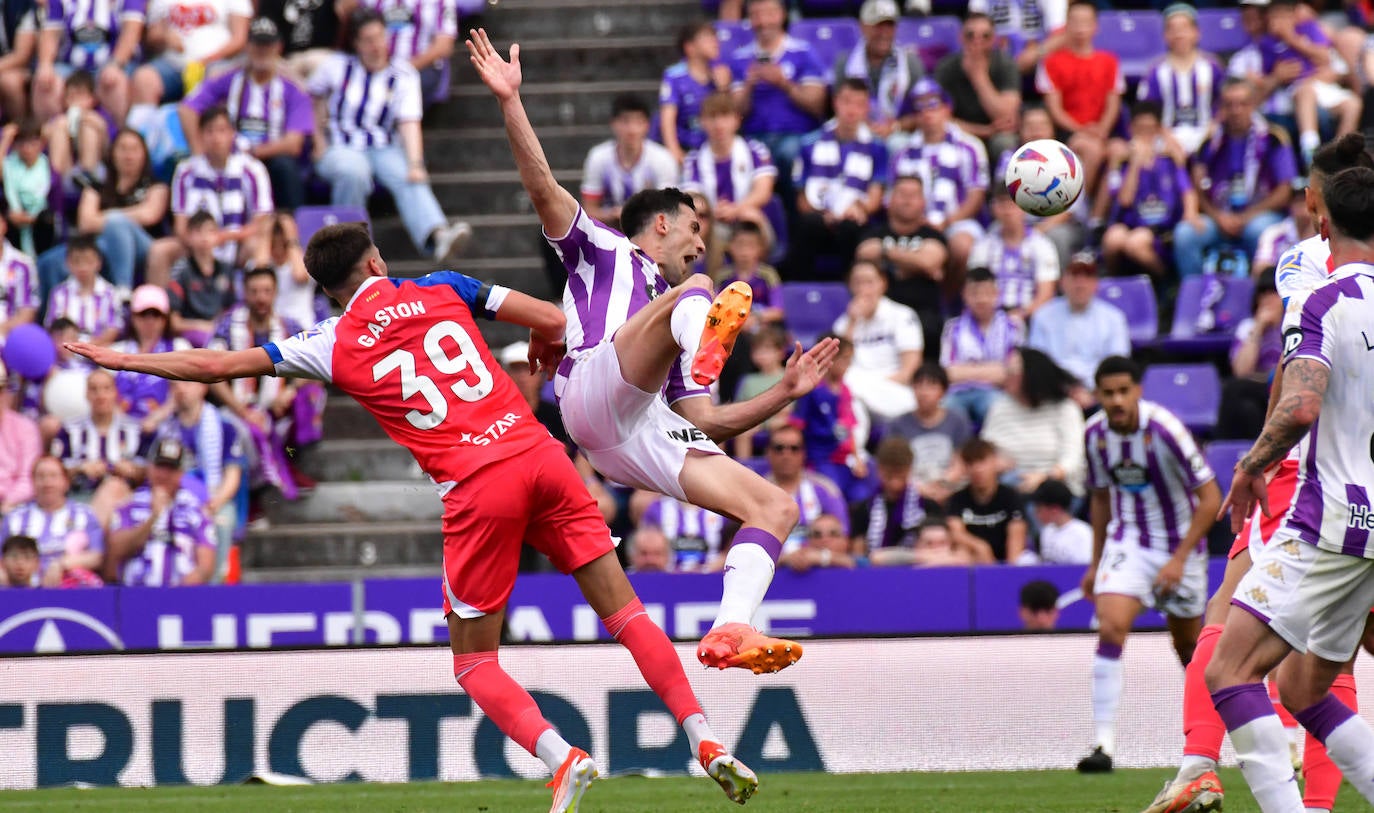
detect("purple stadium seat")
[1096,275,1158,347]
[1161,275,1255,356]
[1094,11,1166,80]
[714,21,751,54]
[791,19,861,81]
[295,205,371,247]
[782,281,849,346]
[1142,363,1222,435]
[896,16,962,72]
[1197,9,1248,56]
[1205,440,1252,499]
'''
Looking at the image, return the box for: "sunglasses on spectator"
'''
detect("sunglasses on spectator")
[963,29,993,41]
[769,443,803,453]
[808,528,846,538]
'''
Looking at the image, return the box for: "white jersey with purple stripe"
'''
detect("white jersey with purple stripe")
[183,68,315,150]
[681,136,775,207]
[44,0,146,73]
[0,240,38,329]
[794,121,888,218]
[1085,400,1215,554]
[308,54,423,150]
[112,487,214,587]
[53,414,145,470]
[171,152,273,265]
[938,310,1024,392]
[360,0,457,64]
[1137,53,1224,149]
[1275,234,1333,307]
[44,277,124,340]
[1279,264,1374,558]
[1254,218,1300,272]
[579,140,681,211]
[2,500,105,580]
[546,207,709,405]
[641,496,727,571]
[966,227,1059,311]
[890,123,989,228]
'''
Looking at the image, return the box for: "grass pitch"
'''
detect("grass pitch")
[3,769,1374,812]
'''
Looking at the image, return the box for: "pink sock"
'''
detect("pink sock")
[603,598,703,724]
[453,651,552,755]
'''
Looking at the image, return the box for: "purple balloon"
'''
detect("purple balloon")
[2,323,57,380]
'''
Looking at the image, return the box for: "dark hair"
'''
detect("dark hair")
[1094,355,1142,386]
[963,11,993,26]
[677,20,715,54]
[915,516,949,536]
[958,437,996,464]
[912,362,950,390]
[847,259,884,281]
[835,77,870,97]
[304,221,375,291]
[1067,0,1097,14]
[101,129,153,207]
[701,91,738,118]
[2,535,38,557]
[1221,76,1256,101]
[769,422,804,445]
[1017,347,1076,409]
[14,117,42,142]
[243,265,278,287]
[350,8,386,41]
[66,233,100,257]
[620,187,695,240]
[816,331,852,355]
[611,94,652,120]
[1252,267,1278,310]
[49,317,80,334]
[198,105,232,132]
[187,210,218,231]
[64,70,96,94]
[1310,132,1374,181]
[875,437,914,469]
[891,174,924,189]
[965,266,996,286]
[1019,579,1060,612]
[1324,166,1374,242]
[1130,100,1163,122]
[1031,478,1074,510]
[754,323,788,350]
[729,220,765,242]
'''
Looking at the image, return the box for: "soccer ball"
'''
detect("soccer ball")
[1003,139,1084,217]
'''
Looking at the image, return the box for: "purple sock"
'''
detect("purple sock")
[1096,642,1122,660]
[1212,683,1275,731]
[732,527,783,563]
[1295,694,1358,744]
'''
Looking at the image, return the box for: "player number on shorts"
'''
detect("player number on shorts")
[371,320,495,430]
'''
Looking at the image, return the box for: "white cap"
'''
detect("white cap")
[860,0,900,26]
[498,342,531,368]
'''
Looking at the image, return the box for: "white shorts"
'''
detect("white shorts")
[1313,80,1356,111]
[1094,540,1208,619]
[1232,533,1374,662]
[558,341,721,502]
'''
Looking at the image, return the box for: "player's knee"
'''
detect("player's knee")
[754,488,799,534]
[1276,675,1319,715]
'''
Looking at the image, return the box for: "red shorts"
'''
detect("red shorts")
[1228,458,1301,559]
[440,437,614,618]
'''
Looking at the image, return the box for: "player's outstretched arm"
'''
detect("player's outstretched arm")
[672,338,840,442]
[492,289,568,379]
[466,28,579,239]
[65,342,274,384]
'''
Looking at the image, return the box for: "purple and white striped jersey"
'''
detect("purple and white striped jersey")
[52,415,145,474]
[890,123,989,228]
[359,0,457,64]
[0,240,38,328]
[681,136,775,207]
[2,500,105,580]
[44,276,124,339]
[1085,399,1215,554]
[546,207,709,405]
[183,68,314,150]
[307,53,423,150]
[939,310,1024,392]
[579,140,681,210]
[170,152,274,265]
[112,486,215,587]
[44,0,146,73]
[641,496,727,572]
[794,121,888,218]
[1279,264,1374,558]
[966,227,1059,311]
[1137,54,1224,149]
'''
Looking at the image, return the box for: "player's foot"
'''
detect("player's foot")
[696,622,802,674]
[1141,770,1223,813]
[698,740,758,805]
[547,747,597,812]
[1076,746,1114,774]
[432,219,473,264]
[690,281,752,387]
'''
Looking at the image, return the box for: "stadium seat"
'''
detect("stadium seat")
[781,281,849,346]
[714,20,751,54]
[1204,440,1252,499]
[1094,11,1166,80]
[1197,9,1248,56]
[791,19,861,81]
[1142,363,1222,435]
[1096,275,1158,348]
[295,205,371,247]
[1162,275,1255,355]
[895,16,962,70]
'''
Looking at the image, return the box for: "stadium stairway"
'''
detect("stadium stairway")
[243,0,697,582]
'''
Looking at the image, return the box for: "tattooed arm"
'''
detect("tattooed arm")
[1238,358,1329,476]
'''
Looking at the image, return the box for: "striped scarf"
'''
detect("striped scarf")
[865,481,927,551]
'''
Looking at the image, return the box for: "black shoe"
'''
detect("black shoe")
[1076,746,1113,773]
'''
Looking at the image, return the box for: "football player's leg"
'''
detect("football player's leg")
[610,275,716,395]
[1298,660,1356,813]
[1081,592,1139,771]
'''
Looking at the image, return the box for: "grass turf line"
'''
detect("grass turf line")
[3,769,1373,812]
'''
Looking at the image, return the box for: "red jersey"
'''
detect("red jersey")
[263,272,549,490]
[1035,49,1123,127]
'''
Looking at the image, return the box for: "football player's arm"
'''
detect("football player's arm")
[1239,357,1328,477]
[1175,478,1220,560]
[1082,487,1110,594]
[63,342,275,384]
[945,516,996,563]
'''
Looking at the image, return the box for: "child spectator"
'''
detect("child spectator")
[851,438,940,553]
[580,94,680,229]
[969,184,1059,320]
[730,324,789,458]
[792,333,871,501]
[1019,579,1061,630]
[40,71,110,185]
[1219,274,1284,440]
[0,535,39,588]
[778,513,857,572]
[682,92,777,270]
[834,260,923,422]
[941,267,1025,426]
[981,347,1086,498]
[946,437,1027,563]
[1036,0,1122,193]
[107,437,216,587]
[659,22,732,163]
[1027,479,1092,565]
[870,517,986,567]
[1099,101,1198,280]
[2,119,55,258]
[1137,4,1226,157]
[714,223,782,326]
[0,212,39,347]
[886,363,974,505]
[168,210,239,345]
[44,235,123,344]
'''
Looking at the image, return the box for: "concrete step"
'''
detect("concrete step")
[320,395,388,440]
[489,0,701,40]
[241,520,442,569]
[425,124,606,174]
[452,36,676,85]
[264,481,443,524]
[372,211,551,262]
[437,80,662,129]
[297,438,424,482]
[428,169,581,217]
[388,257,556,302]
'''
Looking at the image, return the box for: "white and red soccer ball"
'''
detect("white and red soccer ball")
[1003,139,1084,217]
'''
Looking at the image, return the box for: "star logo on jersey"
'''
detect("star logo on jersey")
[1263,561,1284,583]
[459,433,474,444]
[1246,586,1271,610]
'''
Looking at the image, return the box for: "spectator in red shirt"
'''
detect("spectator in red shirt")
[1035,0,1122,194]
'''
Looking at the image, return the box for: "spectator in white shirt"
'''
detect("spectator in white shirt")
[833,260,923,422]
[127,0,253,131]
[1026,250,1129,407]
[580,94,680,230]
[1026,478,1092,565]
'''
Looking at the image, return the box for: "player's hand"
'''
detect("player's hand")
[1154,558,1184,595]
[528,334,566,380]
[1080,565,1096,600]
[466,28,522,101]
[1221,466,1270,535]
[64,341,124,370]
[780,338,841,400]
